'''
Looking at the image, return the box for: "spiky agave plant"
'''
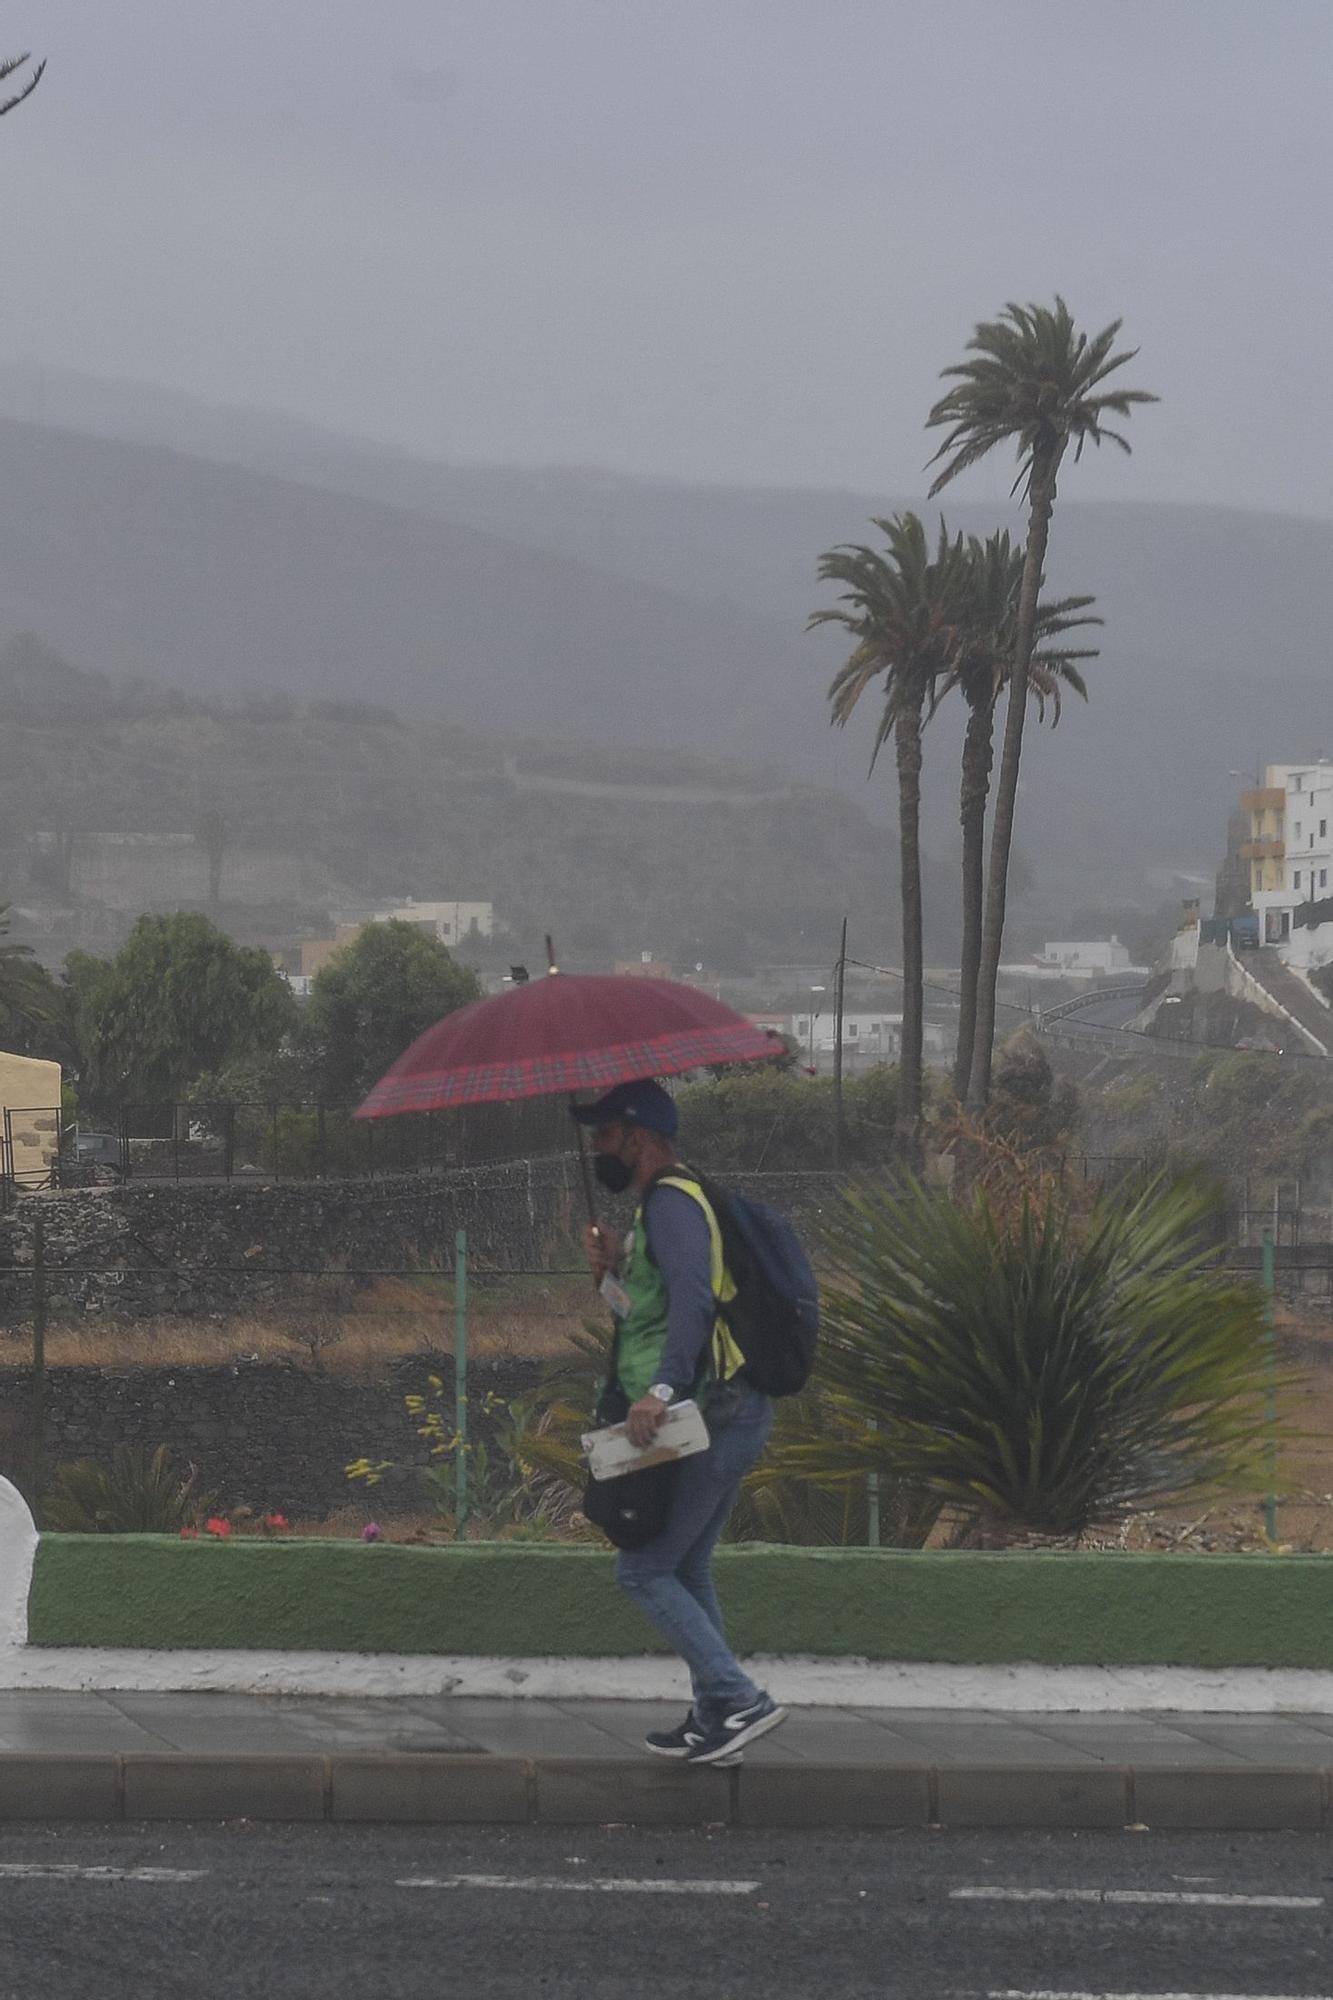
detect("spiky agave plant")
[772,1173,1284,1542]
[44,1445,213,1534]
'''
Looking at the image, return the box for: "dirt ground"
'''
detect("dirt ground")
[1069,1300,1333,1556]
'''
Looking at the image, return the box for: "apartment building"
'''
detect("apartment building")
[1243,761,1333,964]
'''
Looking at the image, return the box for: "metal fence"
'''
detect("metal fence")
[3,1094,577,1196]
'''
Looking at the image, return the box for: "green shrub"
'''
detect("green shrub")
[45,1445,213,1534]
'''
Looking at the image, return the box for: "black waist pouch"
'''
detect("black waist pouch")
[582,1458,681,1551]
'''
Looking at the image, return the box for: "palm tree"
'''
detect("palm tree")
[927,298,1155,1108]
[810,513,966,1152]
[940,531,1100,1101]
[0,51,43,118]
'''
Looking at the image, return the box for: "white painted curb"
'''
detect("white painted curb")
[4,1645,1333,1713]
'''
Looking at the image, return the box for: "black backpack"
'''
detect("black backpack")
[655,1170,819,1397]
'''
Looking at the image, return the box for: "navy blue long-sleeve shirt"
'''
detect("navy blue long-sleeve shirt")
[643,1183,718,1393]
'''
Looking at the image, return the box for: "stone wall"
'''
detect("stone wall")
[0,1161,839,1321]
[0,1353,544,1519]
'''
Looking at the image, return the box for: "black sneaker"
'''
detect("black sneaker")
[685,1693,786,1765]
[644,1712,702,1759]
[645,1712,742,1768]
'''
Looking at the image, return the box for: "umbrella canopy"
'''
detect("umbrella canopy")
[356,972,782,1117]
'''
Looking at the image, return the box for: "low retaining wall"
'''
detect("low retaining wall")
[0,1356,539,1519]
[25,1540,1333,1668]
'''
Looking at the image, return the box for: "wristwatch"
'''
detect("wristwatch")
[647,1383,675,1404]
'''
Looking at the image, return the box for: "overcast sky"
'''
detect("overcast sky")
[8,1,1333,512]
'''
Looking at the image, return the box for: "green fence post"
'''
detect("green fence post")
[30,1210,46,1528]
[866,1416,880,1548]
[455,1227,468,1532]
[1262,1225,1278,1542]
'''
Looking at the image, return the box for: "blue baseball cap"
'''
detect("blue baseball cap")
[569,1079,678,1137]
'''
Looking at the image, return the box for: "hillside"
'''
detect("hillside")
[0,638,917,971]
[0,377,1331,917]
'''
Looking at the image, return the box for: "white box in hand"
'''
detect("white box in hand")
[581,1399,711,1482]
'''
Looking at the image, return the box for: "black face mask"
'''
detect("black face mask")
[593,1151,634,1194]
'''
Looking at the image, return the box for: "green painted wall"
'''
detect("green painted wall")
[26,1539,1333,1665]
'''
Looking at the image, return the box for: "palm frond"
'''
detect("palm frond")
[926,297,1157,499]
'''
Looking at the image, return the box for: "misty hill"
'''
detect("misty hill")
[0,635,915,973]
[0,374,1330,914]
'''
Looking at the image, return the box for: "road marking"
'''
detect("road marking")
[989,1990,1333,1999]
[958,1887,1322,1909]
[0,1864,205,1883]
[395,1874,759,1896]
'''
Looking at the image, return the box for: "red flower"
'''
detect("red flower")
[179,1526,199,1540]
[205,1517,232,1539]
[262,1513,289,1531]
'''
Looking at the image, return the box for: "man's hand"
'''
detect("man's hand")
[626,1395,670,1449]
[584,1223,617,1286]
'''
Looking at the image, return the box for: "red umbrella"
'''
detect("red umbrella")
[355,971,782,1118]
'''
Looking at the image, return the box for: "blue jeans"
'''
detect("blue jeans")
[615,1385,773,1726]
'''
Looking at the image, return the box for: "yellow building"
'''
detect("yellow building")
[0,1051,61,1187]
[1241,785,1286,897]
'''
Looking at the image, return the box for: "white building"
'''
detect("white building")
[370,899,495,946]
[788,1012,950,1068]
[1039,938,1132,975]
[1244,762,1333,966]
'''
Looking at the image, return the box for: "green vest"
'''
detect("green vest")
[612,1172,744,1401]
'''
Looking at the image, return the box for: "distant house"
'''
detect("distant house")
[291,903,495,981]
[370,900,495,947]
[1039,938,1133,975]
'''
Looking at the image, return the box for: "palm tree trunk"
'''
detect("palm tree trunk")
[952,695,996,1102]
[894,695,926,1157]
[965,446,1066,1111]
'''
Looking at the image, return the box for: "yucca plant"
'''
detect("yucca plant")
[777,1174,1285,1543]
[44,1445,213,1534]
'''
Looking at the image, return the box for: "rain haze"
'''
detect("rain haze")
[0,1,1330,976]
[8,0,1331,511]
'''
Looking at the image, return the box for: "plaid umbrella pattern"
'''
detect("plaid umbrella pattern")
[356,973,782,1117]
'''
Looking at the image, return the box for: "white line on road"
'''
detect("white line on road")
[0,1864,205,1883]
[957,1887,1323,1909]
[989,1990,1333,1999]
[395,1874,759,1895]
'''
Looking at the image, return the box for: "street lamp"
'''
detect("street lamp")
[808,985,826,1070]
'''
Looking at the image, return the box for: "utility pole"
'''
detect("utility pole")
[832,917,848,1171]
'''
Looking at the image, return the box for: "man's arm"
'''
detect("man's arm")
[645,1185,717,1393]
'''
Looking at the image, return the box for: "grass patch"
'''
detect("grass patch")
[27,1540,1333,1665]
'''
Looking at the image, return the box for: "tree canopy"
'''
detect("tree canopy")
[78,913,297,1109]
[301,919,480,1104]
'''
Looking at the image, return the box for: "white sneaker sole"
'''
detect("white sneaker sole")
[687,1704,786,1766]
[646,1740,742,1768]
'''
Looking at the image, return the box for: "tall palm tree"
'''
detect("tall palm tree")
[927,298,1155,1108]
[0,52,43,118]
[940,531,1100,1101]
[810,513,966,1153]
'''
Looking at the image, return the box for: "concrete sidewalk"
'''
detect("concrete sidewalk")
[0,1693,1332,1829]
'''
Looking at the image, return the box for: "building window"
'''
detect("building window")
[1295,870,1302,890]
[1295,822,1302,840]
[1323,870,1329,889]
[1322,820,1328,840]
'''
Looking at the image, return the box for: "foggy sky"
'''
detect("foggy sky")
[8,2,1333,514]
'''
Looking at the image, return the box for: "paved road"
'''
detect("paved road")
[0,1821,1328,1999]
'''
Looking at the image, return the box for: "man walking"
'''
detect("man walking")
[575,1079,785,1766]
